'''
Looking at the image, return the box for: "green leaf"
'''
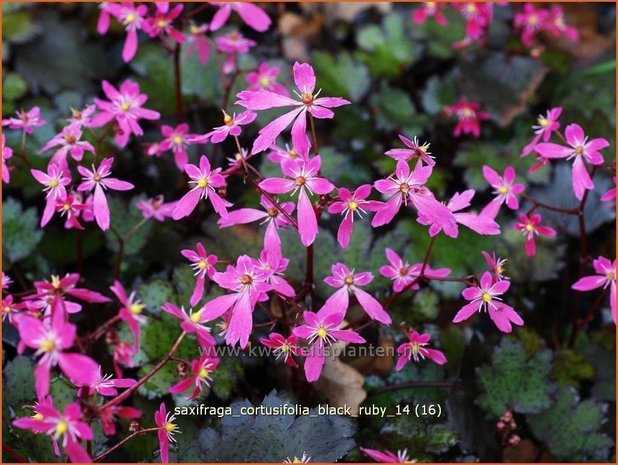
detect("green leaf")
[173,265,199,307]
[380,415,458,459]
[200,391,356,462]
[312,51,370,101]
[138,279,175,316]
[528,387,613,461]
[131,43,176,115]
[551,349,595,389]
[3,72,28,101]
[181,43,222,102]
[410,7,466,59]
[211,356,244,402]
[2,197,43,263]
[105,196,153,256]
[2,10,40,44]
[421,74,458,116]
[3,356,36,407]
[369,83,424,133]
[476,339,554,417]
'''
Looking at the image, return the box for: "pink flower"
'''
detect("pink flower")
[327,184,382,248]
[237,62,350,155]
[144,4,185,43]
[385,134,435,166]
[31,163,71,227]
[110,280,147,352]
[2,106,46,134]
[218,195,295,252]
[55,192,89,230]
[453,271,524,333]
[535,124,608,200]
[15,306,100,398]
[190,110,257,145]
[360,448,415,463]
[13,400,93,463]
[181,242,218,307]
[323,263,391,324]
[90,80,161,148]
[514,213,556,257]
[2,272,13,290]
[257,248,296,298]
[113,340,136,376]
[418,189,500,238]
[200,255,273,348]
[259,332,300,368]
[293,306,365,382]
[160,124,196,170]
[545,5,579,41]
[259,156,334,246]
[169,353,219,400]
[412,2,448,26]
[39,123,95,169]
[379,248,451,293]
[371,160,439,228]
[267,143,307,164]
[67,104,97,128]
[2,294,26,324]
[77,157,135,230]
[185,23,211,64]
[100,405,141,436]
[115,3,148,62]
[245,63,289,96]
[172,155,232,219]
[155,403,179,463]
[521,107,562,157]
[75,366,136,396]
[209,2,272,32]
[601,177,616,203]
[482,250,509,281]
[161,303,216,350]
[396,329,447,371]
[97,2,115,34]
[136,195,177,222]
[455,3,493,40]
[514,3,550,47]
[481,166,525,218]
[572,256,616,323]
[444,99,490,138]
[215,31,257,74]
[2,133,13,184]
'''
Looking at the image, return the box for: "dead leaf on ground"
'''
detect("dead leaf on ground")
[502,439,539,463]
[348,335,395,377]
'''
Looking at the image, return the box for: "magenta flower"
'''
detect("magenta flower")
[257,248,296,298]
[379,248,451,293]
[181,242,218,307]
[444,99,490,138]
[360,448,415,463]
[55,192,89,230]
[161,302,216,350]
[572,256,616,323]
[412,2,448,26]
[201,255,273,348]
[514,213,556,257]
[160,124,196,170]
[601,177,616,203]
[218,194,295,252]
[90,80,161,148]
[15,308,100,398]
[39,123,95,171]
[136,195,177,222]
[155,403,179,464]
[185,23,210,64]
[2,294,26,324]
[169,353,219,400]
[453,272,524,333]
[113,340,136,376]
[481,166,525,218]
[371,160,437,228]
[31,163,71,227]
[115,3,148,62]
[385,134,435,166]
[77,157,135,230]
[2,271,13,290]
[190,110,257,145]
[327,184,382,248]
[418,189,500,238]
[482,250,509,282]
[259,156,334,246]
[245,62,289,96]
[545,5,579,41]
[535,124,608,200]
[521,107,562,156]
[2,133,13,184]
[13,400,93,463]
[76,366,136,396]
[455,3,493,40]
[97,2,115,34]
[144,4,185,43]
[100,405,141,436]
[172,155,232,220]
[267,143,307,164]
[323,263,391,324]
[2,106,46,134]
[110,280,147,352]
[237,62,350,155]
[215,31,257,74]
[293,306,365,382]
[68,104,97,128]
[210,2,272,32]
[259,332,300,368]
[514,3,550,47]
[396,329,447,371]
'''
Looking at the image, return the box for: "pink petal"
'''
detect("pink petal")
[297,188,318,246]
[572,275,606,291]
[337,214,353,248]
[293,62,316,94]
[252,108,304,154]
[453,301,480,323]
[122,28,138,63]
[353,288,391,324]
[93,184,110,230]
[534,142,572,159]
[258,177,295,194]
[172,189,201,220]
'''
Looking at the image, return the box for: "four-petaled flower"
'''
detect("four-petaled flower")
[453,271,524,333]
[572,256,616,323]
[181,242,218,307]
[396,329,447,371]
[514,213,556,257]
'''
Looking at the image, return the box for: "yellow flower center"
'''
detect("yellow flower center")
[461,108,474,118]
[125,12,136,24]
[481,292,492,303]
[94,174,102,182]
[528,14,538,25]
[538,117,549,127]
[292,458,302,464]
[129,302,144,315]
[466,4,476,14]
[120,101,131,112]
[607,271,615,281]
[222,110,234,126]
[344,275,354,285]
[498,186,508,195]
[3,306,11,314]
[49,179,59,188]
[55,420,68,436]
[316,327,328,338]
[51,275,61,288]
[173,135,183,145]
[348,201,358,211]
[165,422,177,433]
[32,413,44,421]
[197,260,208,270]
[198,367,210,378]
[157,19,167,28]
[496,265,504,274]
[281,343,290,352]
[295,176,306,187]
[240,274,253,285]
[197,178,208,188]
[40,339,56,352]
[525,223,534,233]
[63,202,72,212]
[259,76,270,88]
[288,148,298,159]
[301,92,313,105]
[190,309,202,323]
[410,341,420,356]
[575,145,584,155]
[399,183,410,194]
[190,24,201,34]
